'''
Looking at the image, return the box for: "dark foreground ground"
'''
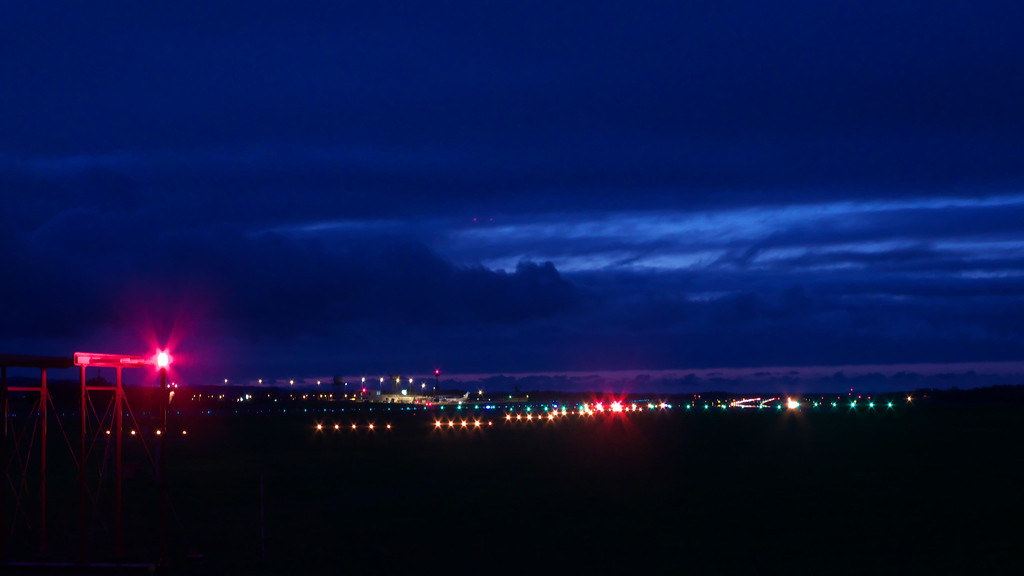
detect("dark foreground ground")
[5,402,1024,574]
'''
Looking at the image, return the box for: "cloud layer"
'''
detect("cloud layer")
[2,1,1023,388]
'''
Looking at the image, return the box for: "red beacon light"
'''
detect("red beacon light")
[155,351,171,369]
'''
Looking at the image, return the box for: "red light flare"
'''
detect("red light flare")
[593,394,641,435]
[137,307,195,379]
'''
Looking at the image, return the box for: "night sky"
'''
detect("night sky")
[3,1,1023,392]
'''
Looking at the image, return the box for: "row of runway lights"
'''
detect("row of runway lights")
[314,398,910,430]
[318,405,665,431]
[100,429,188,436]
[317,423,392,430]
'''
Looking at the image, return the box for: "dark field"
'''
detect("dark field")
[6,402,1024,574]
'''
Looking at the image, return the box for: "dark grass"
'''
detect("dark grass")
[5,403,1024,574]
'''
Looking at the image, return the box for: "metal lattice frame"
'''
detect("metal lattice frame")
[1,352,166,567]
